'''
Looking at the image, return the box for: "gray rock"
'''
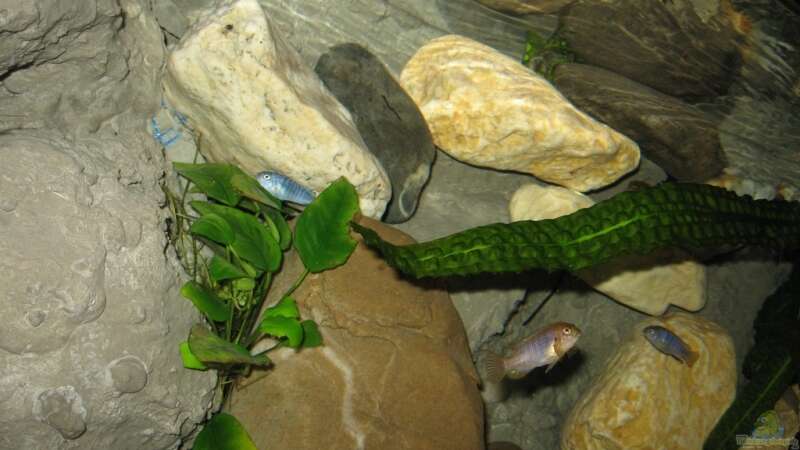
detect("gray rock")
[553,63,726,182]
[476,0,575,15]
[559,0,741,100]
[315,43,436,223]
[481,251,792,450]
[0,1,216,449]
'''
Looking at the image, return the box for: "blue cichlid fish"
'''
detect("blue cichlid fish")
[484,322,581,383]
[643,325,699,367]
[256,171,315,205]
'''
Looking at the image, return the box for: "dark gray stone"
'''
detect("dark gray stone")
[553,63,726,182]
[559,0,742,100]
[315,43,436,223]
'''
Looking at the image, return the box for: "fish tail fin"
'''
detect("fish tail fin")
[685,349,700,368]
[483,351,505,383]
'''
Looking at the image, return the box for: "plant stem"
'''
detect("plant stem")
[283,268,310,300]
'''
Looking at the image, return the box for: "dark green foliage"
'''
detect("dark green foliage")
[188,325,271,367]
[353,183,800,278]
[193,413,258,450]
[704,264,800,449]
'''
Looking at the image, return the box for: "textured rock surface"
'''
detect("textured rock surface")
[315,43,436,223]
[476,0,575,15]
[228,217,483,450]
[553,62,726,182]
[400,35,641,192]
[163,0,391,219]
[509,183,708,316]
[482,253,790,450]
[561,313,736,449]
[393,151,538,353]
[0,2,216,449]
[559,0,742,99]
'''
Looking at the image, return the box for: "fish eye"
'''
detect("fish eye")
[563,326,572,335]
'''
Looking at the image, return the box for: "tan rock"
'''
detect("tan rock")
[476,0,575,15]
[227,217,484,450]
[562,313,737,450]
[163,0,391,218]
[400,35,640,192]
[509,183,707,315]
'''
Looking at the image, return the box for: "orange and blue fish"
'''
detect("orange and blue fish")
[484,322,582,383]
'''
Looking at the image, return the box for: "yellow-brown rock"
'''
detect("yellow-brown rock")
[400,35,640,192]
[561,313,736,450]
[509,183,707,315]
[227,217,484,450]
[476,0,575,15]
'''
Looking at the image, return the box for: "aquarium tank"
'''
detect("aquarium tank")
[1,1,799,449]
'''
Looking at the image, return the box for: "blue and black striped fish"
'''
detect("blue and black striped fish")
[643,325,699,367]
[256,171,315,205]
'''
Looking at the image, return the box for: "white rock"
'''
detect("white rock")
[509,183,707,315]
[401,35,640,192]
[163,0,391,218]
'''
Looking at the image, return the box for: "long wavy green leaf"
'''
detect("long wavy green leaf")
[352,183,800,277]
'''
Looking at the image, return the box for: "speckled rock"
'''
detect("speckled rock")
[400,35,640,192]
[561,313,736,449]
[228,217,484,450]
[509,183,708,315]
[0,1,217,448]
[163,0,391,219]
[315,43,436,223]
[476,0,575,15]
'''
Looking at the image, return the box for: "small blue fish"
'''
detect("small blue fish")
[643,325,699,367]
[256,171,315,205]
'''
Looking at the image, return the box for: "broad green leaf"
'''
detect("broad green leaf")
[193,413,257,450]
[294,177,359,272]
[262,206,291,250]
[264,297,299,319]
[179,341,208,370]
[188,325,271,366]
[180,281,230,322]
[232,277,255,292]
[189,214,234,245]
[231,173,281,209]
[188,203,281,272]
[172,163,242,206]
[301,320,323,348]
[208,256,248,282]
[259,316,303,348]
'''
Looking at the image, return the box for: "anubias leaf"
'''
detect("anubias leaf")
[264,297,300,319]
[180,281,230,322]
[193,413,257,450]
[208,255,249,282]
[173,162,243,207]
[352,183,800,278]
[188,324,271,367]
[294,177,360,272]
[179,341,207,370]
[259,316,303,348]
[190,202,281,272]
[261,205,292,250]
[301,320,323,348]
[190,213,234,245]
[704,346,796,450]
[231,173,281,209]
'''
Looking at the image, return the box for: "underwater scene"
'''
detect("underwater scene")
[1,0,799,449]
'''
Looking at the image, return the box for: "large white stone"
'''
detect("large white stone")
[400,35,640,192]
[509,183,707,315]
[163,0,391,218]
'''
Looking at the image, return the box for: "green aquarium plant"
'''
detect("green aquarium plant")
[164,163,360,449]
[704,262,800,449]
[521,28,576,81]
[352,182,800,278]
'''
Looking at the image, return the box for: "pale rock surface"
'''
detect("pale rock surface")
[163,0,391,219]
[509,183,708,315]
[400,35,641,192]
[228,217,483,450]
[561,313,736,449]
[476,0,576,15]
